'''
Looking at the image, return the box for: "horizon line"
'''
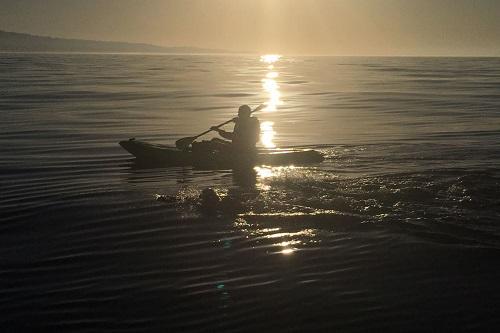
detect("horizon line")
[2,29,499,58]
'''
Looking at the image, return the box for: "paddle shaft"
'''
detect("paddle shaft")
[175,104,265,149]
[190,117,236,141]
[200,104,265,138]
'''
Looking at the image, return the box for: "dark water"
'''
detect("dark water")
[1,53,500,332]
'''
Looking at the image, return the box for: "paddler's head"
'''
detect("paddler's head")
[238,105,252,118]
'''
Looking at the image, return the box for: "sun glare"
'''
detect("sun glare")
[260,54,281,64]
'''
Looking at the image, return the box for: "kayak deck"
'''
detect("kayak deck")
[119,138,324,168]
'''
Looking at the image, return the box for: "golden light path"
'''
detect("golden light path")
[262,78,281,112]
[259,54,282,148]
[260,120,276,149]
[246,55,315,256]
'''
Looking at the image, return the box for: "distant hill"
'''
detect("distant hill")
[0,30,228,54]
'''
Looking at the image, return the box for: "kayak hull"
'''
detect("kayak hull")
[119,139,324,168]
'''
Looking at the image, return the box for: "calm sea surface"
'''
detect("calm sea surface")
[1,53,500,332]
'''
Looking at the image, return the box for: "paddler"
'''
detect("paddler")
[210,104,260,152]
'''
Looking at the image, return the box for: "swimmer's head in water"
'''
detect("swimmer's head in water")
[200,188,221,213]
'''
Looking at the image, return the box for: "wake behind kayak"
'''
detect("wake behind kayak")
[119,138,324,168]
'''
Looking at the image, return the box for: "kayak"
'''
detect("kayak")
[119,138,324,168]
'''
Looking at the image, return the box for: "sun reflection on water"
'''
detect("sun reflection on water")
[262,229,316,239]
[260,121,276,148]
[240,56,317,257]
[238,223,316,256]
[266,71,278,79]
[259,55,283,148]
[254,165,298,180]
[255,166,274,179]
[260,54,281,64]
[281,248,295,255]
[271,229,317,256]
[261,64,282,112]
[262,79,281,113]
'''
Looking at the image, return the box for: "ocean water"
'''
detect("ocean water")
[1,53,499,332]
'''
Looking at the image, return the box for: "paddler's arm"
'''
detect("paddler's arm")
[211,127,234,140]
[211,118,236,140]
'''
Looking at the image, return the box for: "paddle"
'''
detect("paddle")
[175,104,265,150]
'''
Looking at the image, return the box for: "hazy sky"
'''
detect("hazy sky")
[1,0,499,55]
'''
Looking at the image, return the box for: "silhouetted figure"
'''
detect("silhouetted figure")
[190,105,260,168]
[210,104,260,151]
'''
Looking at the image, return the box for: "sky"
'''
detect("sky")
[1,0,499,56]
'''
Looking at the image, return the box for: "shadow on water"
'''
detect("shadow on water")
[232,167,257,188]
[124,158,258,187]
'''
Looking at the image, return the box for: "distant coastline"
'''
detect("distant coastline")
[0,30,231,54]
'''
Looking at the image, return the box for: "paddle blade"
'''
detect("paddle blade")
[253,104,266,113]
[175,136,195,150]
